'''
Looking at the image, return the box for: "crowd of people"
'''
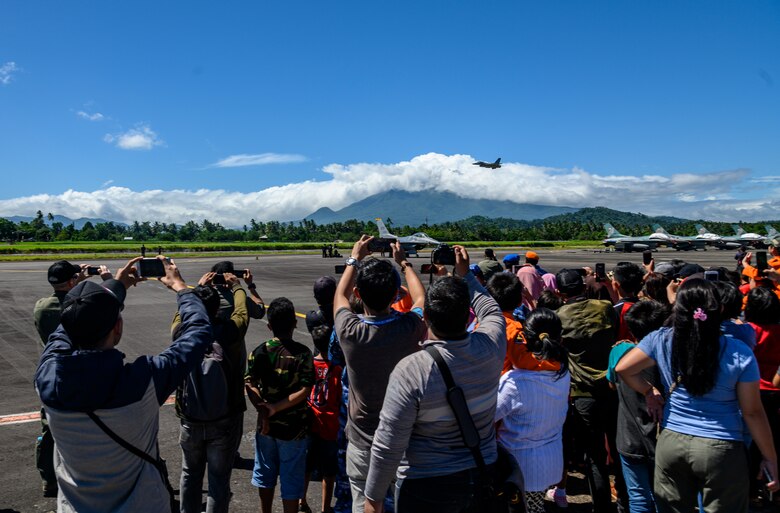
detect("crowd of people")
[30,237,780,513]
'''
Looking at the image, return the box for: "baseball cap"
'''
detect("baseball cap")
[60,280,127,347]
[556,268,585,295]
[313,276,337,305]
[47,260,81,285]
[676,263,705,280]
[469,263,484,279]
[525,251,539,261]
[653,262,675,279]
[502,254,520,266]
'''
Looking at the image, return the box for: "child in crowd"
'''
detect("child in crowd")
[246,298,314,513]
[607,300,670,513]
[300,325,343,513]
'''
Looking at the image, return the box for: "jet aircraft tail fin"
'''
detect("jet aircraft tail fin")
[695,224,710,235]
[732,224,746,237]
[374,218,395,238]
[604,223,626,238]
[652,224,670,236]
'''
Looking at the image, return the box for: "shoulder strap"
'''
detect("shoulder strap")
[424,345,486,472]
[87,412,176,499]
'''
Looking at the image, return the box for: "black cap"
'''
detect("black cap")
[676,263,705,280]
[313,276,337,305]
[47,260,81,285]
[556,268,585,295]
[60,280,126,347]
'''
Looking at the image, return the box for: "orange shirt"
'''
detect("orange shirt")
[501,312,562,374]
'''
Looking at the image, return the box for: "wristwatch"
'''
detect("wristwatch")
[247,283,257,290]
[400,261,413,272]
[345,257,359,267]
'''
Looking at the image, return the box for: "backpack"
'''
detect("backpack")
[176,340,232,423]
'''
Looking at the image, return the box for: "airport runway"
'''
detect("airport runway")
[0,247,743,512]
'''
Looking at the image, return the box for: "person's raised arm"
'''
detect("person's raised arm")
[242,269,266,318]
[455,245,503,336]
[738,381,779,492]
[224,272,249,333]
[149,257,213,404]
[334,235,372,314]
[393,241,425,310]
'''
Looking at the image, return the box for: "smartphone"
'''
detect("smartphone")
[334,264,346,275]
[87,266,101,276]
[704,270,719,281]
[368,237,395,253]
[229,269,248,279]
[757,251,769,272]
[642,250,652,266]
[421,264,434,274]
[595,263,606,280]
[432,244,456,265]
[136,258,166,278]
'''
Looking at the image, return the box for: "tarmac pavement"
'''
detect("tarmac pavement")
[0,247,745,512]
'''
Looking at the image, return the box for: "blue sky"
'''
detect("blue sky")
[1,1,779,223]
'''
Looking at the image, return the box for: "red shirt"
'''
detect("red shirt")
[750,322,780,391]
[308,357,343,440]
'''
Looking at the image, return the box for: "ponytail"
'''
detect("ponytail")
[523,308,569,378]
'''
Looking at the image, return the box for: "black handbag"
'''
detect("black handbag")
[425,346,527,513]
[87,411,179,513]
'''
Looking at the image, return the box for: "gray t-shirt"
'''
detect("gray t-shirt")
[335,307,427,450]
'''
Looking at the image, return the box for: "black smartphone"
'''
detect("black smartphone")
[212,274,226,285]
[334,265,346,275]
[136,258,166,278]
[421,264,434,274]
[368,237,395,253]
[87,266,101,276]
[229,269,248,278]
[642,250,652,266]
[757,251,769,272]
[595,263,606,280]
[704,270,719,281]
[432,244,456,265]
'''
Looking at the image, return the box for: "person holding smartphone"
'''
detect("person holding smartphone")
[742,239,780,284]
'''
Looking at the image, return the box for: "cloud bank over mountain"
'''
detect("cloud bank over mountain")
[0,153,773,225]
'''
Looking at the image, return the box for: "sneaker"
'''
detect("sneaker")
[546,487,568,508]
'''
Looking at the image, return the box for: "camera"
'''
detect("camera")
[87,266,101,276]
[432,244,456,266]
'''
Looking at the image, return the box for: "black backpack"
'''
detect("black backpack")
[175,323,232,422]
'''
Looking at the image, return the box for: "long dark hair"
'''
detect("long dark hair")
[522,308,569,378]
[671,278,722,396]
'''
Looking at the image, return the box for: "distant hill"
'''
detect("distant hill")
[540,207,689,227]
[3,215,126,230]
[304,190,579,225]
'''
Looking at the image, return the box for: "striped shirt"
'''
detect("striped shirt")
[364,273,506,500]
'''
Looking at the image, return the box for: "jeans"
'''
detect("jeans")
[179,414,243,513]
[619,454,656,513]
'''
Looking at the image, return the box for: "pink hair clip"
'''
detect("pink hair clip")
[693,308,707,321]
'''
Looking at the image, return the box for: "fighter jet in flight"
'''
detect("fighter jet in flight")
[473,158,502,169]
[374,218,440,257]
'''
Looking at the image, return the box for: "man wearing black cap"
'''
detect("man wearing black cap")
[32,260,111,497]
[34,256,213,513]
[555,268,626,513]
[306,276,337,333]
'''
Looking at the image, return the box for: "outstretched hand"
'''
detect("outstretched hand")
[158,256,186,292]
[351,235,373,261]
[117,257,145,289]
[453,245,470,277]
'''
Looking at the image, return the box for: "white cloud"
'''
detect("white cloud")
[0,61,18,85]
[104,124,163,150]
[77,110,105,121]
[0,153,771,225]
[213,153,308,167]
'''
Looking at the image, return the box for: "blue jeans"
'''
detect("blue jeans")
[179,414,243,513]
[619,454,657,513]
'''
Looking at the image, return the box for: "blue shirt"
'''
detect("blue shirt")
[637,327,759,441]
[721,320,756,350]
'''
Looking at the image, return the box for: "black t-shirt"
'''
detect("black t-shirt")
[615,366,660,459]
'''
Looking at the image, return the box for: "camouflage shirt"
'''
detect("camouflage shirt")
[247,338,314,440]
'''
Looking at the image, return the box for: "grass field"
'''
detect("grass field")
[0,240,602,261]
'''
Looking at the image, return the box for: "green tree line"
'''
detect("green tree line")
[2,209,778,243]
